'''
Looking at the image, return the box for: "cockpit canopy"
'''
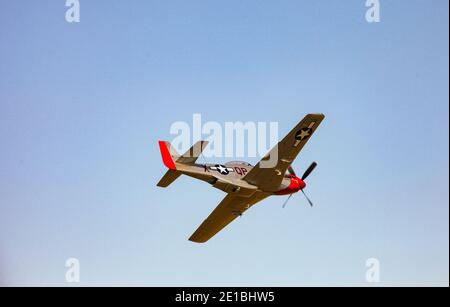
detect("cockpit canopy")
[225,161,253,167]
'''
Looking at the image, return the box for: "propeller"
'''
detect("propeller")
[301,162,317,181]
[287,166,296,177]
[282,194,293,208]
[282,161,318,208]
[301,189,314,207]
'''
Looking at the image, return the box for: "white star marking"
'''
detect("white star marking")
[217,165,227,173]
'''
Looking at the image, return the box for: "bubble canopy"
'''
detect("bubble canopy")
[224,161,253,167]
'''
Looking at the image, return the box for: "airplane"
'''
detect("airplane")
[157,113,325,243]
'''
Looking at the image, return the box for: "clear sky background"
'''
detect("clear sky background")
[0,0,448,286]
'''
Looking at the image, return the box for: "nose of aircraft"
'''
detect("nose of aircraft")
[274,176,306,195]
[292,176,306,191]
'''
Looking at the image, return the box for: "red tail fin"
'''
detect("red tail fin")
[158,141,177,170]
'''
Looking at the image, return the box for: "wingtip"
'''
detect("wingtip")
[308,113,325,118]
[188,235,208,244]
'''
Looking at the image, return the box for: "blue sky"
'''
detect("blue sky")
[0,0,448,286]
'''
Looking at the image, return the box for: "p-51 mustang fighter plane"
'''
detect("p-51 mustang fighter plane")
[157,114,325,243]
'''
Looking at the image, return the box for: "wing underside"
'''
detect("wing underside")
[189,192,269,243]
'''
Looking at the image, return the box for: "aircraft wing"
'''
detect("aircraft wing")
[189,192,269,243]
[243,114,325,192]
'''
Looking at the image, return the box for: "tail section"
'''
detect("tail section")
[157,140,209,188]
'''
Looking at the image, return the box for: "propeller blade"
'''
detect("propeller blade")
[301,162,318,181]
[282,194,293,208]
[301,189,314,207]
[288,166,296,176]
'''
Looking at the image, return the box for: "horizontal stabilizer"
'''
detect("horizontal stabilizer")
[157,170,182,188]
[176,140,209,164]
